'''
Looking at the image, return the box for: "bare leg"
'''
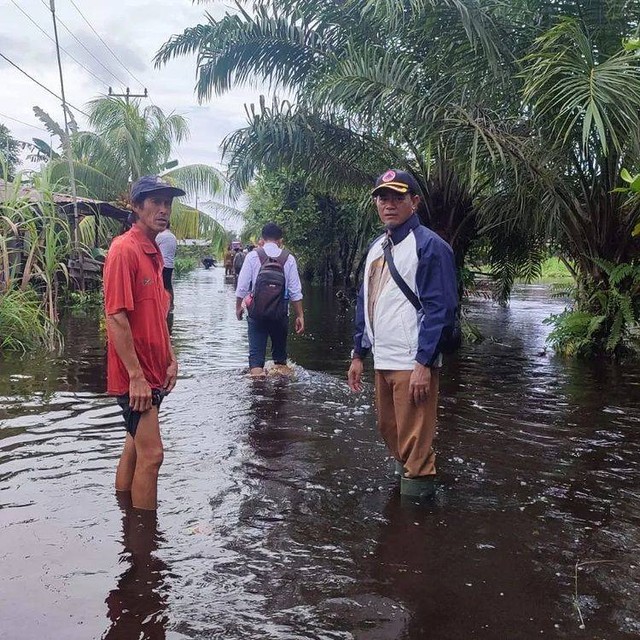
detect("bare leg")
[249,367,266,377]
[131,407,164,510]
[115,434,137,492]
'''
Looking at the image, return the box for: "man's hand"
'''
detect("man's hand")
[347,358,364,393]
[129,374,152,412]
[163,359,178,393]
[409,363,431,404]
[236,296,245,321]
[291,300,304,334]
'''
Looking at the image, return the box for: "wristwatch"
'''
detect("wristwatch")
[350,349,362,360]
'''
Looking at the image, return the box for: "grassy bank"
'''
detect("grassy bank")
[516,257,575,285]
[173,244,219,277]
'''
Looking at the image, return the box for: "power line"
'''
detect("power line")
[35,2,190,177]
[37,0,129,88]
[0,52,89,118]
[66,0,147,90]
[108,87,148,104]
[8,0,110,89]
[0,111,49,133]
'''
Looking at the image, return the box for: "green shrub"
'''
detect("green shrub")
[544,261,640,358]
[544,310,605,357]
[65,290,103,308]
[173,256,198,277]
[538,257,574,283]
[0,288,61,352]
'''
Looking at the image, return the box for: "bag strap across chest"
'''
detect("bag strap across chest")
[382,236,421,311]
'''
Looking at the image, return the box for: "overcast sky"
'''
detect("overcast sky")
[0,0,263,228]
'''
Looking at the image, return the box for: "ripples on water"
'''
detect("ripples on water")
[1,271,639,639]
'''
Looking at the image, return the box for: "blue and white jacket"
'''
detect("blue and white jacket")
[353,214,458,370]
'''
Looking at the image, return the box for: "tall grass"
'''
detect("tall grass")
[1,168,67,352]
[0,288,59,351]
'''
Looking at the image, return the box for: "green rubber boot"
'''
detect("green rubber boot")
[394,460,405,477]
[400,475,436,499]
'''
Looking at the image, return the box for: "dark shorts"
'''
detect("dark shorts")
[162,267,173,292]
[116,389,166,437]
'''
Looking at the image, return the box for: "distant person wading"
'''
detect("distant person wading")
[232,247,245,281]
[235,223,304,377]
[224,246,234,277]
[156,221,177,314]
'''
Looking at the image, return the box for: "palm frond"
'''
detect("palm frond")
[522,18,640,155]
[223,96,393,192]
[156,7,338,101]
[46,159,119,200]
[170,201,228,252]
[358,0,510,71]
[161,164,226,199]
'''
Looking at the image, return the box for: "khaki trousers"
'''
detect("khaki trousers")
[374,369,440,478]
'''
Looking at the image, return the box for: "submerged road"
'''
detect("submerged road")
[1,266,639,639]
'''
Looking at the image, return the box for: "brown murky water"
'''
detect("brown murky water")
[1,267,639,640]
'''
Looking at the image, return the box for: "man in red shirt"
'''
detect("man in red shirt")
[103,175,184,510]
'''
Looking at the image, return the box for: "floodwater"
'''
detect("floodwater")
[1,267,639,640]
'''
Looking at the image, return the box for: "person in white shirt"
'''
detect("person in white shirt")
[235,223,304,376]
[155,222,178,313]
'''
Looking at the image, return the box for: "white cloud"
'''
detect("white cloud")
[0,0,264,179]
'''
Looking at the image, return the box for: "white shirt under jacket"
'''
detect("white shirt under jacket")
[353,214,458,370]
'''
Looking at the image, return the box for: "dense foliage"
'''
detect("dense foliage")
[0,124,22,181]
[0,98,231,352]
[157,0,640,357]
[243,171,375,285]
[0,172,70,351]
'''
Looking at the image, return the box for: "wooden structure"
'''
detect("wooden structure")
[0,180,130,289]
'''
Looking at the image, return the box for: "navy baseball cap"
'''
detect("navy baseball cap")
[130,175,186,201]
[371,169,420,196]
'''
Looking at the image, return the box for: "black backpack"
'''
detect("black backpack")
[248,248,290,321]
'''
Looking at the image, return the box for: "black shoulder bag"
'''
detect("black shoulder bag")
[382,237,461,354]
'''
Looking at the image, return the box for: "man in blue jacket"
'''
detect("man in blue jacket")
[347,169,458,498]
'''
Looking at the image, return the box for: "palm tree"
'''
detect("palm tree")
[72,97,223,200]
[155,0,515,276]
[34,97,229,247]
[521,17,640,272]
[157,0,640,352]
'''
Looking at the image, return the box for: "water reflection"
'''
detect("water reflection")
[1,271,640,639]
[247,378,294,459]
[103,493,170,640]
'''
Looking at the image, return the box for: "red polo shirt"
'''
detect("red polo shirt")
[103,225,171,395]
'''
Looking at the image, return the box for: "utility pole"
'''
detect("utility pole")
[49,0,82,286]
[108,87,148,104]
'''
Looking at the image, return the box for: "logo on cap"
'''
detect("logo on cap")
[382,170,396,182]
